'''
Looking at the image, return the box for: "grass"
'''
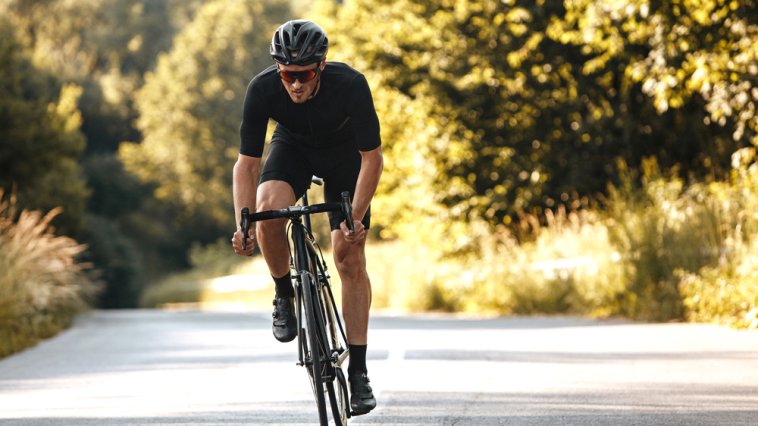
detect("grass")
[142,186,758,328]
[0,191,97,358]
[140,236,317,310]
[139,236,434,313]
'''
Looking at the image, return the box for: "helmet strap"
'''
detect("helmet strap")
[307,76,322,100]
[307,61,326,100]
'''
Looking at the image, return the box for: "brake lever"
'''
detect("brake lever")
[240,207,251,250]
[340,192,355,234]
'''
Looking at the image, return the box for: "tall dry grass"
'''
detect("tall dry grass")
[0,191,97,357]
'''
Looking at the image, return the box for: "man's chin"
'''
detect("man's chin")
[289,92,308,103]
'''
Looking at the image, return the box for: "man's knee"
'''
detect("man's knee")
[333,244,366,276]
[256,180,294,240]
[256,218,287,240]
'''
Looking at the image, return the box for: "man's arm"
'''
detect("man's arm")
[351,146,383,224]
[233,153,261,225]
[232,154,261,255]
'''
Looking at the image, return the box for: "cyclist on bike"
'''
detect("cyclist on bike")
[231,19,381,415]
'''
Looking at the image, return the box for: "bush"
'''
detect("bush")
[0,191,97,358]
[137,153,758,329]
[677,149,758,329]
[679,241,758,329]
[364,157,755,326]
[369,209,626,317]
[80,214,142,308]
[139,238,254,308]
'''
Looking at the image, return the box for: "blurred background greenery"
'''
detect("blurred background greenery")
[1,0,756,356]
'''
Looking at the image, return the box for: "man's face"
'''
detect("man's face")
[277,61,324,104]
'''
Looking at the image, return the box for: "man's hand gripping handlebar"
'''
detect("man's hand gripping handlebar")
[240,207,252,250]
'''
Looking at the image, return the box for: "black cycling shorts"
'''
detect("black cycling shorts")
[259,133,370,231]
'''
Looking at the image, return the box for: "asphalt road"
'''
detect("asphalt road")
[0,310,757,425]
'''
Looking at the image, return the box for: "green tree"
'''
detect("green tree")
[0,18,88,233]
[314,0,750,246]
[120,0,289,235]
[552,0,756,145]
[1,1,228,306]
[0,0,204,152]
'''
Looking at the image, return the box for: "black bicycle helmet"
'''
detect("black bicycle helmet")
[270,20,328,65]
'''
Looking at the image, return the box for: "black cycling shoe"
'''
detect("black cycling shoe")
[271,296,297,342]
[348,372,377,415]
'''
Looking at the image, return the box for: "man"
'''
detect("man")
[231,20,381,415]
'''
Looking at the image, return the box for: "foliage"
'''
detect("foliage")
[554,0,757,144]
[79,214,143,308]
[120,0,290,230]
[679,148,758,328]
[0,0,204,151]
[679,243,758,329]
[78,153,162,307]
[0,17,89,234]
[0,3,204,309]
[3,1,292,309]
[366,158,756,325]
[0,0,755,321]
[0,191,97,357]
[361,211,626,316]
[141,159,758,327]
[139,238,264,309]
[313,0,751,245]
[603,160,727,320]
[300,0,758,324]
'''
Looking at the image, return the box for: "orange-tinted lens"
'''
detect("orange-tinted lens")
[279,69,318,83]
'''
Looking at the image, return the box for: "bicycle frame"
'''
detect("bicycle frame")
[299,190,350,369]
[240,182,352,425]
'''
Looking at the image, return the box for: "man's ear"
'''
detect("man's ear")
[320,59,327,70]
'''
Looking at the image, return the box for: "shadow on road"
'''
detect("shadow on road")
[6,388,757,426]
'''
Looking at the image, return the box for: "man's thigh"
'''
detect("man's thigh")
[320,149,371,231]
[260,140,314,201]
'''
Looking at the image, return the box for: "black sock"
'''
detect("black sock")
[273,273,294,298]
[348,344,368,376]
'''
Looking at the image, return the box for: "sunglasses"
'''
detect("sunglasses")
[278,66,321,84]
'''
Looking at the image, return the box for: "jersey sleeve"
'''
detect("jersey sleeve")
[239,79,269,158]
[347,74,382,152]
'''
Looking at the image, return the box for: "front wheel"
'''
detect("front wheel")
[321,285,349,424]
[329,367,349,424]
[300,272,329,424]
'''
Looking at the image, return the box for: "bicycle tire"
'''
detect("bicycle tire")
[305,244,351,425]
[312,248,349,425]
[294,219,350,425]
[301,270,330,424]
[333,367,350,421]
[319,286,348,425]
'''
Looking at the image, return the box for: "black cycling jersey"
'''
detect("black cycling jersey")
[239,61,380,231]
[239,62,381,157]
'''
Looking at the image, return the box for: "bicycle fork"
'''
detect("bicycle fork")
[292,221,331,375]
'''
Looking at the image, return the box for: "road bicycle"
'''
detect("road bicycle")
[240,177,353,425]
